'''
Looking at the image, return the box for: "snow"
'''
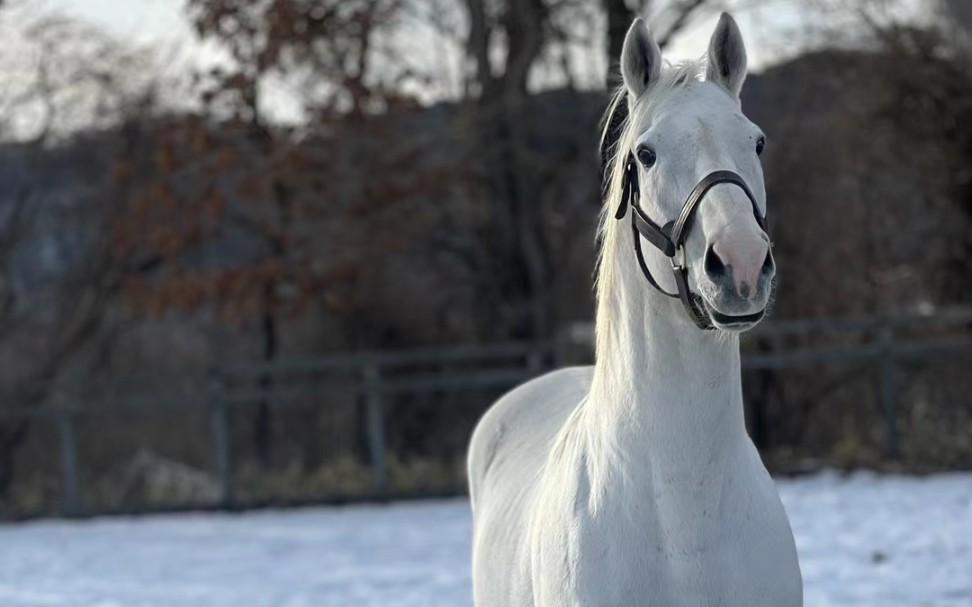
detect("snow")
[1,472,970,607]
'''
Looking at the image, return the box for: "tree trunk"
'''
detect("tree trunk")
[485,0,553,340]
[463,0,493,97]
[605,0,640,89]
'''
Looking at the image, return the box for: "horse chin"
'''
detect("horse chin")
[702,300,765,333]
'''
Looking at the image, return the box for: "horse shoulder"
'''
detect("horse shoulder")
[467,366,593,510]
[469,366,593,607]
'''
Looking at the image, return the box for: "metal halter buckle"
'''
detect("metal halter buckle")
[670,245,686,271]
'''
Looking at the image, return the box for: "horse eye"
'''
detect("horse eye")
[756,136,766,156]
[637,147,656,168]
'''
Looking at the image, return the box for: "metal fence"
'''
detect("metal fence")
[2,308,971,519]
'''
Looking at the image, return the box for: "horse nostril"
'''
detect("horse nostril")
[704,244,727,279]
[761,249,775,275]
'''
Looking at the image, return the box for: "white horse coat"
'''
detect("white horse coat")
[468,14,803,607]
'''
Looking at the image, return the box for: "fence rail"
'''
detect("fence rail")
[1,310,971,519]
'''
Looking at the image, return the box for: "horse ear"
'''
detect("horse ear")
[706,12,747,98]
[621,18,662,100]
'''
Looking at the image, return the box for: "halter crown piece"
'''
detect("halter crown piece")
[615,152,768,330]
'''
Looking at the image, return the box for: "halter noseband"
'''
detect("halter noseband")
[615,152,768,330]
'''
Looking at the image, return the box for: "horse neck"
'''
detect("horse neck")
[586,227,748,481]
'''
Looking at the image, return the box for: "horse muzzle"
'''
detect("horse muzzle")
[697,230,775,330]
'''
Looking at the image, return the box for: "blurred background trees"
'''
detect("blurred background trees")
[0,0,970,514]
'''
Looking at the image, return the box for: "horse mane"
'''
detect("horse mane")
[590,59,707,406]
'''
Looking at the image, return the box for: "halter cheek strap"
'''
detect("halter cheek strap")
[615,153,768,330]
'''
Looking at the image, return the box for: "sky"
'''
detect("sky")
[43,0,194,45]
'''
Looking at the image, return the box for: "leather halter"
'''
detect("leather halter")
[614,153,768,330]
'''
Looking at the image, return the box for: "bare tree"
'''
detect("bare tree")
[0,16,162,506]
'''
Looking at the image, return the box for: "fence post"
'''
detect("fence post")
[527,348,544,375]
[56,405,80,517]
[208,371,234,508]
[362,364,388,494]
[878,323,900,460]
[749,337,773,451]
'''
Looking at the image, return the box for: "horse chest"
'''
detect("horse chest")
[531,461,802,607]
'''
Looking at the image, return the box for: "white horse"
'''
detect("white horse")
[468,13,802,607]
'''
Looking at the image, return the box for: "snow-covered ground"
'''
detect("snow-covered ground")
[1,472,970,607]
